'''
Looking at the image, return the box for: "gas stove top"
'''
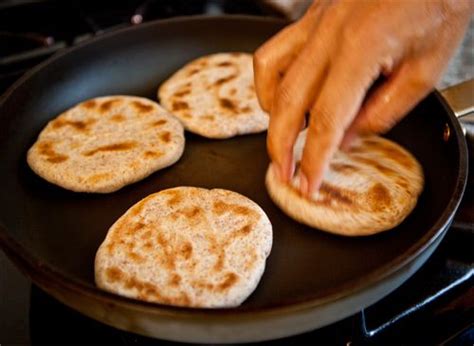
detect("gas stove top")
[1,1,473,344]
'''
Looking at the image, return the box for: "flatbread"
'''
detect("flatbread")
[95,187,273,308]
[158,52,268,139]
[266,131,424,236]
[27,96,185,193]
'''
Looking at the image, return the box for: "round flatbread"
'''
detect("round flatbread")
[95,187,273,308]
[158,52,268,139]
[266,131,424,236]
[27,96,185,193]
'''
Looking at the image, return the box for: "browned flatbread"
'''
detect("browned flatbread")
[266,131,424,236]
[158,52,268,139]
[27,96,185,193]
[95,187,273,308]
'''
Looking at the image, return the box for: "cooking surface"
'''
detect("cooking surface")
[0,1,472,344]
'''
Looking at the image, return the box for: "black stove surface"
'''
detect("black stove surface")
[1,0,473,344]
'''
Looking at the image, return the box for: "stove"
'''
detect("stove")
[1,1,473,344]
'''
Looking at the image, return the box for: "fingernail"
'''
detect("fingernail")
[299,172,309,197]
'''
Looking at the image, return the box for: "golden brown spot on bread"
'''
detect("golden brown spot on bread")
[180,206,202,218]
[86,173,112,184]
[174,89,190,97]
[141,230,152,240]
[110,114,125,122]
[330,163,357,173]
[202,115,215,121]
[172,100,189,111]
[383,147,414,169]
[213,200,254,217]
[230,52,243,57]
[163,190,182,206]
[248,84,255,92]
[37,141,69,163]
[180,242,193,260]
[160,131,171,143]
[219,98,237,113]
[69,141,81,149]
[352,155,396,176]
[214,252,225,272]
[106,242,116,254]
[214,74,237,86]
[82,100,97,109]
[169,273,181,287]
[115,270,190,306]
[245,251,258,271]
[156,232,168,247]
[151,119,167,127]
[143,241,153,250]
[217,272,238,291]
[241,106,251,113]
[126,241,135,252]
[144,150,162,159]
[213,201,236,215]
[100,99,121,113]
[192,281,214,291]
[156,233,175,270]
[187,68,200,76]
[129,195,154,217]
[369,183,391,212]
[233,224,253,237]
[319,183,354,206]
[182,113,192,119]
[132,101,154,114]
[106,267,123,283]
[128,251,145,263]
[51,118,96,132]
[362,138,414,169]
[82,141,137,156]
[397,178,410,190]
[217,61,233,67]
[291,182,354,207]
[229,88,237,96]
[46,155,68,163]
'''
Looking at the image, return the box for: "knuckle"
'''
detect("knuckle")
[274,82,300,110]
[342,22,369,51]
[253,46,271,71]
[309,103,339,133]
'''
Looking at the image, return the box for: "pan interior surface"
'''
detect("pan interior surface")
[0,17,466,314]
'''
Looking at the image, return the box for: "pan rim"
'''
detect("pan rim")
[0,15,468,318]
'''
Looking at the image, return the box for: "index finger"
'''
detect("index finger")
[253,3,324,112]
[300,51,380,195]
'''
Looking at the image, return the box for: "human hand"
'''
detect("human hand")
[254,0,472,196]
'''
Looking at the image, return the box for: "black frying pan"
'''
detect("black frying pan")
[0,16,468,343]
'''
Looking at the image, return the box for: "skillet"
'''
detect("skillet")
[0,16,468,343]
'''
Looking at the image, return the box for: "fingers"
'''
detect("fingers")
[254,24,306,112]
[300,49,380,196]
[253,2,326,112]
[343,58,438,139]
[266,15,337,183]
